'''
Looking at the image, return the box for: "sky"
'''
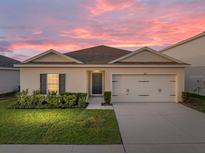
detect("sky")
[0,0,205,61]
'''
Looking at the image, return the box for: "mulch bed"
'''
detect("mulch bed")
[0,92,17,100]
[101,102,113,106]
[180,101,205,113]
[180,101,199,109]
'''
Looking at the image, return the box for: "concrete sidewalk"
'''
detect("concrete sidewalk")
[87,97,113,110]
[0,144,124,153]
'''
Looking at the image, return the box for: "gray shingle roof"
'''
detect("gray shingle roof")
[65,45,131,64]
[0,55,20,68]
[18,45,187,66]
[113,62,187,65]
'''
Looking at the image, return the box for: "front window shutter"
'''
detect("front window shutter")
[59,74,66,94]
[40,74,47,94]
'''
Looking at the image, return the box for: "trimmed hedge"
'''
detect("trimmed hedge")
[104,91,111,104]
[182,92,205,103]
[11,90,88,109]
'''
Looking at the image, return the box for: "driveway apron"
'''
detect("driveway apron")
[113,102,205,152]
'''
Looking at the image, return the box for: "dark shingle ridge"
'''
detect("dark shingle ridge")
[0,54,20,68]
[65,45,131,64]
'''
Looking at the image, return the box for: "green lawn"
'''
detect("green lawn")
[0,97,121,144]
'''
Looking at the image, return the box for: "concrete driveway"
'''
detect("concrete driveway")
[113,102,205,152]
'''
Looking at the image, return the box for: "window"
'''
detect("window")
[47,74,59,93]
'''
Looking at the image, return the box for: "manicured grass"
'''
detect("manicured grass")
[0,97,121,144]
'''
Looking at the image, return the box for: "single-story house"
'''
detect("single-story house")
[161,32,205,95]
[0,54,20,94]
[15,45,188,103]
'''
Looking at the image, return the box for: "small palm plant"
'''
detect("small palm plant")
[102,91,112,106]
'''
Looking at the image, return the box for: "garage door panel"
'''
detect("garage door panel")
[112,74,176,102]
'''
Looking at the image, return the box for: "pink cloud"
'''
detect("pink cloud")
[1,0,205,60]
[32,30,43,35]
[9,42,81,51]
[85,0,136,16]
[60,27,112,40]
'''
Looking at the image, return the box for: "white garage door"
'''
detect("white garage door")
[112,74,176,102]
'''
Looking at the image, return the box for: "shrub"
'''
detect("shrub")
[78,97,87,107]
[81,115,103,128]
[60,92,70,96]
[13,89,87,109]
[46,92,62,107]
[78,93,87,98]
[15,89,33,108]
[33,90,41,95]
[77,93,87,106]
[61,92,78,105]
[182,92,205,104]
[16,89,27,103]
[32,90,41,105]
[104,91,111,104]
[48,91,57,95]
[61,92,87,106]
[38,95,47,105]
[182,92,189,102]
[62,95,76,108]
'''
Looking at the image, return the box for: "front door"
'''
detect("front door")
[92,73,102,95]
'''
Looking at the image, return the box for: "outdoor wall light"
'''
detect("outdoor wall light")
[93,70,100,73]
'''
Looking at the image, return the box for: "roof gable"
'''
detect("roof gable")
[119,50,172,62]
[33,52,74,63]
[23,49,83,64]
[109,47,185,64]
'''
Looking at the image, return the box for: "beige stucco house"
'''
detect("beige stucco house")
[161,32,205,95]
[16,46,188,103]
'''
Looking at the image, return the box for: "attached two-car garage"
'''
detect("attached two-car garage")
[112,74,176,102]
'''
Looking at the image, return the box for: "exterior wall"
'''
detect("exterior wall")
[20,68,88,94]
[20,67,185,102]
[162,36,205,95]
[0,69,19,94]
[162,36,205,66]
[184,66,205,95]
[121,51,171,62]
[33,53,74,62]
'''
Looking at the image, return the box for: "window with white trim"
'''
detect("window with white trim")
[47,74,59,93]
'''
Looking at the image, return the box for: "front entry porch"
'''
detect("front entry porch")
[86,96,113,110]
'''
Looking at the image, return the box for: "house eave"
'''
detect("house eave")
[0,67,19,70]
[14,64,188,68]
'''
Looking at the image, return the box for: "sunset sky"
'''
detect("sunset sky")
[0,0,205,60]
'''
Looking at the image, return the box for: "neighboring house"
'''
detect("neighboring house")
[15,45,188,103]
[0,54,20,94]
[161,32,205,95]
